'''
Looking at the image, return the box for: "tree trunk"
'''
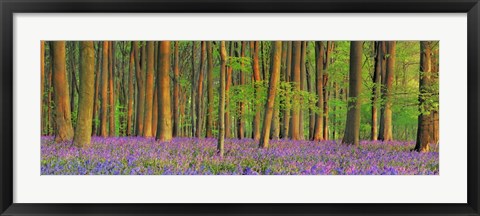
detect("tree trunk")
[206,41,215,138]
[195,42,206,138]
[299,41,307,139]
[237,41,246,139]
[41,41,45,135]
[127,42,135,136]
[313,41,324,141]
[173,41,180,137]
[282,41,292,139]
[225,42,234,138]
[371,41,382,140]
[191,42,197,137]
[142,41,155,137]
[259,41,282,148]
[52,41,74,142]
[218,41,227,157]
[323,42,332,140]
[379,41,395,141]
[92,42,102,136]
[414,41,432,152]
[289,41,302,140]
[156,41,172,141]
[100,41,110,137]
[108,41,115,136]
[252,41,262,140]
[342,41,363,146]
[73,41,95,147]
[135,42,146,136]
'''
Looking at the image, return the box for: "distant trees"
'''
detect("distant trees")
[42,40,439,151]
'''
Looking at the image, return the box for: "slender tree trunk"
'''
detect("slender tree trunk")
[173,41,180,137]
[259,41,282,148]
[237,41,246,139]
[135,42,146,136]
[206,41,215,138]
[195,42,206,138]
[342,41,363,146]
[323,41,332,140]
[191,42,197,137]
[218,41,227,157]
[73,41,95,147]
[378,42,387,140]
[142,41,155,137]
[281,41,292,139]
[252,41,262,140]
[92,42,102,136]
[299,41,307,139]
[289,41,302,140]
[109,41,115,136]
[100,41,110,137]
[52,41,74,142]
[127,42,135,136]
[225,42,234,138]
[156,41,172,141]
[414,41,432,152]
[313,41,324,141]
[371,41,382,140]
[379,41,395,141]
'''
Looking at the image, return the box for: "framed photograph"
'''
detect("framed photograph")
[1,0,479,215]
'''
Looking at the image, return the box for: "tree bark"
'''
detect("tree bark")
[371,41,382,140]
[259,41,282,148]
[41,41,45,135]
[52,41,74,142]
[414,41,433,152]
[73,41,95,147]
[289,41,302,140]
[237,41,246,139]
[282,41,292,139]
[135,42,146,136]
[196,42,206,138]
[313,41,325,141]
[142,41,155,137]
[206,41,215,138]
[225,42,234,138]
[108,41,115,136]
[218,41,227,157]
[323,41,332,140]
[100,41,110,137]
[379,41,395,141]
[252,41,262,140]
[191,42,197,137]
[156,41,172,141]
[342,41,363,146]
[173,41,180,137]
[127,42,135,136]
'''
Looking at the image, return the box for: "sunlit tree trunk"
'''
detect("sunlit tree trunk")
[252,41,262,140]
[415,41,433,152]
[259,41,282,148]
[206,41,215,138]
[127,42,135,136]
[218,41,227,157]
[431,47,439,144]
[289,41,302,140]
[173,41,180,137]
[156,41,172,141]
[299,41,307,139]
[342,41,363,146]
[52,41,74,142]
[379,41,395,141]
[313,41,325,141]
[73,41,95,147]
[142,41,155,137]
[109,41,116,136]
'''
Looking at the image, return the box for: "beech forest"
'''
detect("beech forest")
[41,41,439,175]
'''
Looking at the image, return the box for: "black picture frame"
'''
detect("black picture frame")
[1,0,479,215]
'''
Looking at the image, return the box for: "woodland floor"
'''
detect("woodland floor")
[41,136,439,175]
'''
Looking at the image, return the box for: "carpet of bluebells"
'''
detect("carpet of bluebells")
[41,136,439,175]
